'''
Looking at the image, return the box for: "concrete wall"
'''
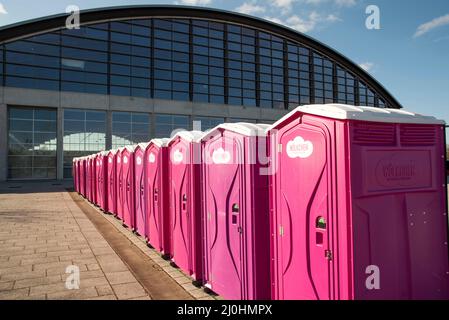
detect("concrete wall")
[0,86,290,181]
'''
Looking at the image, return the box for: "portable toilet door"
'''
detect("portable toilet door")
[97,152,107,210]
[106,150,117,215]
[121,146,135,229]
[268,104,449,300]
[87,156,92,202]
[72,158,77,192]
[115,149,124,220]
[80,158,85,197]
[201,123,271,300]
[134,143,148,237]
[168,131,203,281]
[145,138,170,255]
[93,153,100,206]
[93,154,99,206]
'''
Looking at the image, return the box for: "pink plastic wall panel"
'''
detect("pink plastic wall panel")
[349,122,449,300]
[116,153,124,220]
[202,130,270,300]
[145,144,170,255]
[121,148,135,229]
[134,146,146,237]
[168,137,203,280]
[106,152,116,214]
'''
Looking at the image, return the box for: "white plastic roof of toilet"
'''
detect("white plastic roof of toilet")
[269,104,445,130]
[200,123,269,140]
[150,138,170,147]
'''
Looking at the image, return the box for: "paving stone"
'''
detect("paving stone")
[0,288,30,299]
[95,284,115,297]
[105,271,137,285]
[0,281,14,291]
[14,275,63,290]
[112,282,147,300]
[47,287,99,300]
[87,294,117,300]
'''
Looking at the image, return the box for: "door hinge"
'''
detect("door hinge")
[279,225,284,237]
[325,250,333,261]
[278,144,282,153]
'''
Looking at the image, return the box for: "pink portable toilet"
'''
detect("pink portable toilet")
[133,143,149,237]
[201,123,271,300]
[167,131,204,281]
[93,153,100,207]
[92,154,98,205]
[86,156,92,202]
[268,104,449,300]
[80,157,86,197]
[145,138,171,256]
[115,148,124,220]
[72,158,78,192]
[97,152,107,210]
[121,146,135,229]
[105,150,117,215]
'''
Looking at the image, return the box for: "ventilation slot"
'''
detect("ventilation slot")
[400,125,436,146]
[353,123,396,145]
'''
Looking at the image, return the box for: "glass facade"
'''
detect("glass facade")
[63,109,106,178]
[112,112,150,148]
[154,114,190,138]
[1,17,390,109]
[8,106,57,179]
[193,116,225,131]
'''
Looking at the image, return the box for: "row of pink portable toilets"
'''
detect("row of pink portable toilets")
[73,104,449,300]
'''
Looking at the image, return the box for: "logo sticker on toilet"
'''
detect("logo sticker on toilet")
[136,156,142,165]
[172,149,183,164]
[212,148,231,164]
[108,158,112,164]
[149,153,156,163]
[123,156,128,164]
[286,136,313,159]
[117,157,121,164]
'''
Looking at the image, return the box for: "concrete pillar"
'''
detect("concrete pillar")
[56,107,64,180]
[0,104,7,181]
[106,111,112,150]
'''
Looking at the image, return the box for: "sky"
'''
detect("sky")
[0,0,448,125]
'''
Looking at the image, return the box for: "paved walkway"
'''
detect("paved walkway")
[0,182,215,300]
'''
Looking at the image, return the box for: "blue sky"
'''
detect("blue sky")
[0,0,448,125]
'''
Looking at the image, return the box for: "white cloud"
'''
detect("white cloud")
[266,11,340,33]
[179,0,212,5]
[335,0,356,7]
[0,3,7,14]
[304,0,356,6]
[414,13,449,38]
[272,0,295,9]
[236,2,266,15]
[359,62,374,72]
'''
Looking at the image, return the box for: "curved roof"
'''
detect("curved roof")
[0,5,401,109]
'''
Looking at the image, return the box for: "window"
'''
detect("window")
[287,43,310,107]
[8,106,57,180]
[313,52,334,104]
[63,109,106,178]
[112,112,150,148]
[193,116,224,130]
[258,32,284,109]
[155,114,190,138]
